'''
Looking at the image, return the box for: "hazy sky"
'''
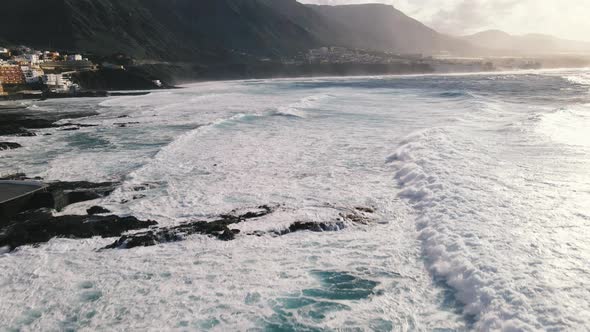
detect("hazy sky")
[298,0,590,41]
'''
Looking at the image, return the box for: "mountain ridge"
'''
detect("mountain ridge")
[464,29,590,55]
[0,0,477,61]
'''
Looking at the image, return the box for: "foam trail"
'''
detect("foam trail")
[3,71,590,330]
[390,119,590,330]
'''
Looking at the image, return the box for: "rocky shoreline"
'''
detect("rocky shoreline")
[0,106,98,137]
[0,172,375,253]
[0,106,376,253]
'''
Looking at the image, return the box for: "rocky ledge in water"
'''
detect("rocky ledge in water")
[102,205,277,249]
[0,142,22,151]
[0,107,98,136]
[0,209,157,252]
[1,173,119,214]
[87,206,112,215]
[1,172,378,252]
[0,174,134,252]
[104,205,376,250]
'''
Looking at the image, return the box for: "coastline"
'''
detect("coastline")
[2,65,588,103]
[173,65,590,88]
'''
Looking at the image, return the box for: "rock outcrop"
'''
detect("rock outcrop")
[0,209,157,252]
[0,142,22,150]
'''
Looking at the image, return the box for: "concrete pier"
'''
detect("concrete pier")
[0,181,46,221]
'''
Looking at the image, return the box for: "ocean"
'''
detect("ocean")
[1,70,590,331]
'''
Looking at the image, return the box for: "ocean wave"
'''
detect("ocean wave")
[106,94,332,217]
[271,94,332,119]
[563,73,590,86]
[535,105,590,147]
[388,128,545,331]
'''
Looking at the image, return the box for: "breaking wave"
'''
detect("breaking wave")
[535,105,590,147]
[387,125,580,330]
[563,72,590,86]
[271,94,331,119]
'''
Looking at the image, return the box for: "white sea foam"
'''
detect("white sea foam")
[272,94,331,118]
[536,105,590,147]
[2,71,590,330]
[389,109,590,330]
[564,72,590,86]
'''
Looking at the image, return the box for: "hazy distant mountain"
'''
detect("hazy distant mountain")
[0,0,481,61]
[464,30,590,55]
[306,4,476,55]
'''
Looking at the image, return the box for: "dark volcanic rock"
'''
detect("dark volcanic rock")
[0,209,157,252]
[104,219,236,249]
[87,206,112,215]
[103,230,182,249]
[355,206,375,213]
[16,132,37,137]
[220,205,274,221]
[104,206,277,250]
[24,180,120,212]
[113,122,140,128]
[0,109,97,136]
[60,123,98,128]
[58,123,98,131]
[282,221,346,234]
[0,142,22,150]
[0,173,43,181]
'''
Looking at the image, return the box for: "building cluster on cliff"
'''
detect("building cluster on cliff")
[0,46,96,96]
[302,47,423,65]
[285,46,545,73]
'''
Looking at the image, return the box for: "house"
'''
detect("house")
[25,54,40,65]
[43,51,61,61]
[0,65,25,85]
[66,54,83,61]
[0,48,11,60]
[21,66,44,84]
[43,73,78,93]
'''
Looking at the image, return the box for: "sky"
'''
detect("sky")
[298,0,590,41]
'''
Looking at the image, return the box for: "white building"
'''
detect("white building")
[43,74,78,93]
[67,54,83,61]
[21,66,44,84]
[25,54,40,64]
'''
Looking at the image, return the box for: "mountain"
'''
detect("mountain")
[464,30,590,55]
[0,0,478,62]
[0,0,321,62]
[306,4,476,55]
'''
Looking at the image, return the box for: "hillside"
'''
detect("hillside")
[464,30,590,55]
[0,0,321,62]
[0,0,479,62]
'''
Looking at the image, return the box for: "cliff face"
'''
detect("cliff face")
[0,0,477,61]
[0,0,321,61]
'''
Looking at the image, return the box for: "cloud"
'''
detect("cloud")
[298,0,590,41]
[425,0,520,35]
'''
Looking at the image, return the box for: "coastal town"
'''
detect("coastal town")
[299,47,553,72]
[0,46,165,99]
[1,44,588,99]
[0,46,96,98]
